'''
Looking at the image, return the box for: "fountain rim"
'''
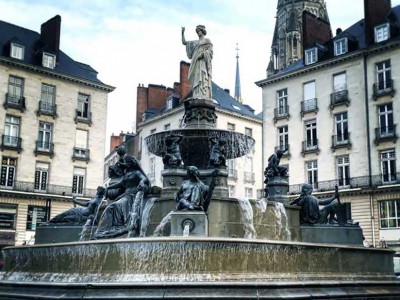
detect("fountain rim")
[4,236,394,253]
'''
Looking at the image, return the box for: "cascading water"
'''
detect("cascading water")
[153,211,174,237]
[139,198,156,237]
[272,202,291,240]
[237,197,256,239]
[182,223,190,237]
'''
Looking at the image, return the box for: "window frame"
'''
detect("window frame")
[306,160,318,189]
[10,43,25,60]
[337,156,350,187]
[42,52,56,69]
[305,48,317,65]
[375,23,390,43]
[379,200,400,229]
[380,150,396,184]
[334,38,348,56]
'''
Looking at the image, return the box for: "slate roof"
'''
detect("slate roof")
[0,19,108,87]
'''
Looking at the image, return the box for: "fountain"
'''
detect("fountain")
[0,25,399,299]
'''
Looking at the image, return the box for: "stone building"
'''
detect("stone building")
[132,61,263,200]
[0,16,114,246]
[257,0,400,248]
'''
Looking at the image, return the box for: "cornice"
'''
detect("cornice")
[0,189,91,201]
[0,57,115,92]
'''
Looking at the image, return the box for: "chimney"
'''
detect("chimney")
[179,61,191,101]
[40,15,61,58]
[136,84,149,130]
[224,89,230,94]
[302,11,332,49]
[364,0,392,45]
[336,28,343,35]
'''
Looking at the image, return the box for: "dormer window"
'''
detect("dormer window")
[232,105,241,110]
[166,97,173,110]
[375,23,390,43]
[42,52,56,69]
[10,43,24,60]
[305,48,317,65]
[334,38,348,56]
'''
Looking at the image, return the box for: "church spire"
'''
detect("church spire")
[234,43,242,103]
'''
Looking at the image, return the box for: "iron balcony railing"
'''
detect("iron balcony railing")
[72,147,90,162]
[375,125,397,144]
[273,105,290,122]
[37,101,57,117]
[75,109,92,125]
[330,90,350,108]
[373,79,394,99]
[288,172,400,194]
[274,144,290,157]
[4,93,26,112]
[244,172,255,184]
[301,139,319,155]
[301,98,318,115]
[0,180,96,198]
[331,133,351,150]
[35,141,54,156]
[1,135,22,152]
[228,169,238,180]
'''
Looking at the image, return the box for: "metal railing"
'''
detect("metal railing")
[38,101,57,117]
[373,79,394,99]
[1,135,22,151]
[0,180,96,198]
[75,109,92,125]
[35,141,54,156]
[4,93,26,111]
[375,125,397,144]
[228,169,238,180]
[72,147,90,161]
[288,172,400,194]
[244,172,255,184]
[301,98,318,115]
[301,140,319,155]
[330,90,349,108]
[273,105,290,122]
[331,133,351,149]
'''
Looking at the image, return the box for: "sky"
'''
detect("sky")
[1,0,400,153]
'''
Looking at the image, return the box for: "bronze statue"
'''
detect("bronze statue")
[162,133,183,168]
[209,136,226,167]
[290,184,340,225]
[105,165,125,204]
[175,166,218,213]
[46,186,105,225]
[264,149,288,183]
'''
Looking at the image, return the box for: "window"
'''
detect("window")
[34,163,49,191]
[333,73,347,92]
[40,84,55,113]
[10,43,24,60]
[305,119,317,148]
[77,93,90,119]
[379,103,394,136]
[227,159,236,179]
[228,185,236,198]
[335,112,349,143]
[376,60,391,91]
[37,122,52,151]
[0,157,16,188]
[42,52,56,69]
[7,76,24,104]
[164,124,171,131]
[379,200,400,228]
[26,206,46,230]
[245,127,252,137]
[72,167,85,194]
[375,23,390,43]
[227,123,235,131]
[232,105,241,110]
[306,160,318,189]
[3,115,20,148]
[302,81,317,112]
[277,89,288,114]
[166,97,173,110]
[334,38,348,56]
[381,150,396,183]
[74,129,88,158]
[305,48,317,65]
[278,125,289,150]
[337,156,350,186]
[245,188,253,199]
[149,157,156,183]
[0,204,17,229]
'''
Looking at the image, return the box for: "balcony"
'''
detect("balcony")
[274,144,290,157]
[301,98,318,116]
[375,125,397,144]
[0,180,96,198]
[331,133,352,151]
[301,140,319,156]
[330,90,350,109]
[74,110,92,126]
[373,80,395,100]
[273,105,290,123]
[228,169,238,180]
[1,135,22,152]
[37,101,57,118]
[244,172,255,184]
[4,93,25,112]
[72,147,90,162]
[288,173,400,195]
[34,141,54,157]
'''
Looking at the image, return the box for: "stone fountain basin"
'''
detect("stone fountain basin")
[145,129,255,168]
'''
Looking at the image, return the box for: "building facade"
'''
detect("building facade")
[0,16,114,246]
[257,0,400,248]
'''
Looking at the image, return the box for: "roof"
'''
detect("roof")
[0,19,109,87]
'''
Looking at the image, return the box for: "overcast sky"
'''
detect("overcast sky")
[1,0,400,153]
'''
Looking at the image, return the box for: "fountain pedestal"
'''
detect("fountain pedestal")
[170,211,208,236]
[266,176,289,203]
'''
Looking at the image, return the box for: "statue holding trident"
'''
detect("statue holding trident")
[181,25,213,99]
